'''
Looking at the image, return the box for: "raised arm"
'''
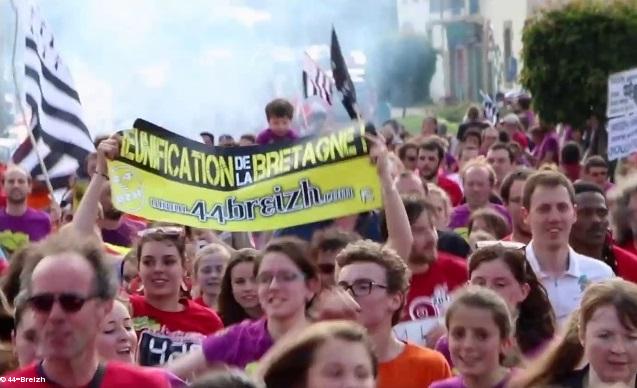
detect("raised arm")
[72,136,120,236]
[368,135,413,260]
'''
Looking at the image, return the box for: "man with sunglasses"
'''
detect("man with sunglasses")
[310,228,360,289]
[336,240,452,388]
[2,230,170,387]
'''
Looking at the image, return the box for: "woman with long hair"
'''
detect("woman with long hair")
[515,278,637,387]
[217,248,262,326]
[131,226,224,367]
[166,237,320,379]
[436,245,555,366]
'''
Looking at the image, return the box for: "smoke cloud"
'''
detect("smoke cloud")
[27,0,396,139]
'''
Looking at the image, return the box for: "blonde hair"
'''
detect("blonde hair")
[461,156,497,186]
[193,243,231,274]
[426,183,452,227]
[516,279,637,387]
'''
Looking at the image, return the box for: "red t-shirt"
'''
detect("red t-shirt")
[193,296,209,308]
[612,244,637,284]
[130,295,223,366]
[512,131,529,150]
[619,241,637,257]
[436,175,463,207]
[404,252,468,321]
[1,361,169,387]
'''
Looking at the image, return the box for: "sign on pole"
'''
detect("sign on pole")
[607,67,637,118]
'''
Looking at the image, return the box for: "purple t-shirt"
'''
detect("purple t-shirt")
[202,318,273,369]
[532,132,559,166]
[256,128,298,145]
[101,217,145,247]
[448,204,512,229]
[430,371,513,388]
[0,207,51,243]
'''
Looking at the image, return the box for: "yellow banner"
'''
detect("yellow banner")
[108,119,382,231]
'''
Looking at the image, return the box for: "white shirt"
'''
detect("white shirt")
[525,242,614,325]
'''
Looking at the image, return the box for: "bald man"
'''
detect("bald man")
[0,166,51,246]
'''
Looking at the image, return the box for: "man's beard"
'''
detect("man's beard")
[421,169,438,182]
[409,250,436,265]
[7,191,26,205]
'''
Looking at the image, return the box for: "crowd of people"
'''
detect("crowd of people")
[0,96,634,387]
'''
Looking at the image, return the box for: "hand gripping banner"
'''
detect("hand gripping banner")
[107,119,382,231]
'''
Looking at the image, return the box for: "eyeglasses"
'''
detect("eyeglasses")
[256,271,304,285]
[28,292,97,314]
[318,263,335,274]
[137,226,184,238]
[338,280,388,297]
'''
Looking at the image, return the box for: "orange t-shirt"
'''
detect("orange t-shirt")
[377,342,452,388]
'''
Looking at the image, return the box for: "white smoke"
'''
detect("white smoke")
[26,0,396,139]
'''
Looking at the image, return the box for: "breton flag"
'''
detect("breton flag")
[12,3,94,196]
[480,90,499,126]
[302,53,333,106]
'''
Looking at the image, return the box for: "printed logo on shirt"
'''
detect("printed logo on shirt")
[0,230,29,253]
[137,329,205,366]
[408,284,451,320]
[133,316,161,332]
[578,275,590,292]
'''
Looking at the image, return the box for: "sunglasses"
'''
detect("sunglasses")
[28,292,97,314]
[137,226,184,238]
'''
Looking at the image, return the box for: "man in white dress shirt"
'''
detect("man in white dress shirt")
[522,170,613,324]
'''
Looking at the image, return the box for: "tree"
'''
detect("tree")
[521,0,637,127]
[369,34,437,116]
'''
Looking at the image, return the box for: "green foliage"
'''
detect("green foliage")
[369,34,437,108]
[521,0,637,127]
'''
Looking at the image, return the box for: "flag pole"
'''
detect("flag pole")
[300,100,309,131]
[9,0,55,199]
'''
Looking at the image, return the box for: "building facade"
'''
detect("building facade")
[397,0,538,101]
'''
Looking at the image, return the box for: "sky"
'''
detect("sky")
[12,0,397,139]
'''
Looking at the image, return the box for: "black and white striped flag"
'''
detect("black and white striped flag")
[480,90,499,126]
[302,53,333,106]
[12,4,94,197]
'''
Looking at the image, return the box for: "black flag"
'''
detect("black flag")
[330,27,358,120]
